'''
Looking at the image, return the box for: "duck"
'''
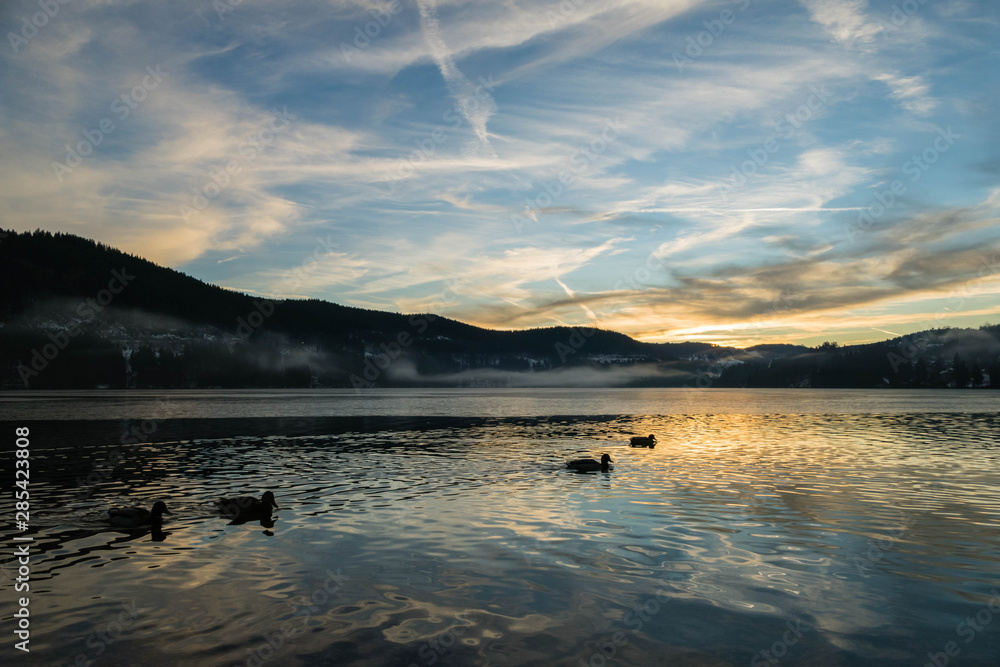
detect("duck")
[108,501,171,528]
[630,434,657,447]
[217,491,279,521]
[567,453,613,472]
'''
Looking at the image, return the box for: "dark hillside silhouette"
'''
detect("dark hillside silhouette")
[1,229,997,389]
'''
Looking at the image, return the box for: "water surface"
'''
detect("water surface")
[1,389,998,666]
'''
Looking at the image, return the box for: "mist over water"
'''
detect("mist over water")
[4,387,999,421]
[2,389,998,666]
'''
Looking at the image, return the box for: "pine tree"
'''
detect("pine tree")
[970,357,984,387]
[952,353,970,388]
[913,357,928,387]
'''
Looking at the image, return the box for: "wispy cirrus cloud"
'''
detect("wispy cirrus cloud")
[872,72,937,116]
[1,0,997,347]
[798,0,883,48]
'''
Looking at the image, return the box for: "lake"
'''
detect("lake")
[1,388,998,666]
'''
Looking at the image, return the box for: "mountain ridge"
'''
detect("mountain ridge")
[1,229,997,389]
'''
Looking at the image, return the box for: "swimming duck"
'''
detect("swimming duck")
[108,501,171,528]
[217,491,279,520]
[630,434,657,447]
[567,453,613,472]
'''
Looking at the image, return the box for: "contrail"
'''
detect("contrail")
[554,276,597,321]
[415,0,497,155]
[634,207,869,214]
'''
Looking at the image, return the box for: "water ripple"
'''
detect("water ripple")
[2,409,999,665]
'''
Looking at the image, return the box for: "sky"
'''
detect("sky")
[1,0,998,347]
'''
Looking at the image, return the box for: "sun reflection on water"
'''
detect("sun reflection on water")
[3,407,999,665]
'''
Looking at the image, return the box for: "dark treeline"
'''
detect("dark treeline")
[715,329,1000,389]
[0,229,713,388]
[1,229,997,389]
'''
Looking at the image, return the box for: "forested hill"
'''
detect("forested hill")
[0,229,719,388]
[1,229,997,389]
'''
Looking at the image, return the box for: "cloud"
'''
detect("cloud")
[269,252,372,296]
[1,0,997,348]
[391,236,627,314]
[415,0,498,155]
[799,0,883,48]
[872,72,937,116]
[451,193,1000,345]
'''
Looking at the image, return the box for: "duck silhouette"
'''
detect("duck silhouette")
[217,491,279,522]
[108,501,171,528]
[630,434,657,447]
[566,453,613,472]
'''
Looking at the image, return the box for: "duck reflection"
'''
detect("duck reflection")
[108,501,171,528]
[106,525,171,543]
[218,511,279,536]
